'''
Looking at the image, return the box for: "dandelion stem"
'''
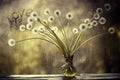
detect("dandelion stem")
[72,32,108,55]
[71,31,83,55]
[40,32,57,44]
[16,37,63,53]
[39,32,66,54]
[38,20,68,57]
[57,16,70,56]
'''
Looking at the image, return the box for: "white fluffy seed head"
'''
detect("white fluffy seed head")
[37,16,41,22]
[32,28,38,34]
[87,22,93,29]
[84,18,90,24]
[48,16,54,22]
[44,9,50,15]
[51,26,58,32]
[104,3,111,11]
[27,17,35,23]
[8,39,16,47]
[19,25,26,31]
[38,26,45,33]
[92,20,98,27]
[66,12,73,20]
[79,23,87,31]
[108,27,115,34]
[93,13,100,20]
[26,23,33,30]
[96,8,103,14]
[54,10,61,17]
[73,28,79,34]
[99,17,106,25]
[42,20,48,25]
[30,11,38,17]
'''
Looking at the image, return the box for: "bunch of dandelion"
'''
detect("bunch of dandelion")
[8,3,116,77]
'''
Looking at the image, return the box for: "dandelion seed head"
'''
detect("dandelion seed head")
[42,20,48,24]
[51,26,58,32]
[26,23,33,30]
[66,12,73,20]
[32,28,38,34]
[73,28,79,34]
[84,18,90,24]
[29,16,38,22]
[96,8,103,14]
[93,13,100,20]
[79,23,87,31]
[27,17,34,23]
[44,9,50,15]
[19,25,26,31]
[37,16,41,22]
[33,17,38,22]
[8,39,16,47]
[30,11,38,17]
[54,10,61,17]
[104,3,111,11]
[99,17,106,25]
[38,26,45,33]
[92,20,98,27]
[87,23,93,29]
[108,27,115,34]
[48,16,54,22]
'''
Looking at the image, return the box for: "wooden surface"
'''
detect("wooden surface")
[0,73,120,80]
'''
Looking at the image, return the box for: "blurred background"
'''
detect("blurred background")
[0,0,120,75]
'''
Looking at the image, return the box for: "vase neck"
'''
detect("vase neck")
[65,55,74,66]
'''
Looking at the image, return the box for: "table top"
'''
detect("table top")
[0,73,120,80]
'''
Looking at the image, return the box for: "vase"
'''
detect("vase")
[62,55,76,78]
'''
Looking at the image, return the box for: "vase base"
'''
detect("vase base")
[63,76,77,80]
